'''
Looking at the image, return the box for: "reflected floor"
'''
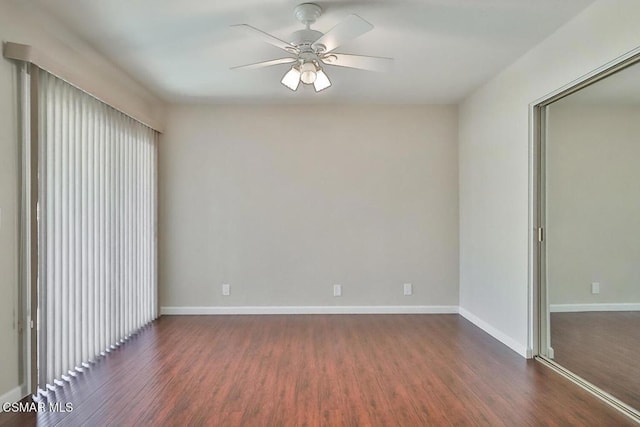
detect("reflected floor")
[551,311,640,410]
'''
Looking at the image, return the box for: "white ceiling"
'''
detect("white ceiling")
[30,0,595,104]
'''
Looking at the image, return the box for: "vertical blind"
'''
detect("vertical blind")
[37,69,158,391]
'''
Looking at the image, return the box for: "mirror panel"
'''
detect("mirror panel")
[545,60,640,410]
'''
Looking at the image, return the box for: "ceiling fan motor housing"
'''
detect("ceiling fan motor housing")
[290,29,324,51]
[292,3,326,53]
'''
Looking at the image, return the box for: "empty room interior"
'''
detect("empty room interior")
[1,0,640,425]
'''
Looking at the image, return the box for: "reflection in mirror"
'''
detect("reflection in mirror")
[545,59,640,411]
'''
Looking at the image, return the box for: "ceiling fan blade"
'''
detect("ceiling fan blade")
[311,14,373,53]
[231,57,298,71]
[321,53,393,72]
[231,24,299,53]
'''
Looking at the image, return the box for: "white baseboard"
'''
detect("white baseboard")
[550,303,640,313]
[0,385,23,404]
[458,307,528,358]
[161,305,460,316]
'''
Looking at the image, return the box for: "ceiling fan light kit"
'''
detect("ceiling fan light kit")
[300,61,317,84]
[281,67,301,91]
[231,3,393,93]
[313,69,331,92]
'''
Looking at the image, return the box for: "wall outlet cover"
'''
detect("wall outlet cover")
[403,283,413,296]
[222,284,230,296]
[333,284,342,297]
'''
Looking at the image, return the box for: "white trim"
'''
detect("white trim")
[160,305,460,316]
[550,303,640,313]
[458,307,529,358]
[0,385,23,404]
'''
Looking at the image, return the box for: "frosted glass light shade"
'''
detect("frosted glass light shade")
[281,67,301,91]
[313,69,331,92]
[300,62,317,84]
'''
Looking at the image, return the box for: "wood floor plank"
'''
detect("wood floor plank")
[0,314,636,426]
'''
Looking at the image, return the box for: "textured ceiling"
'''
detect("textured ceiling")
[29,0,595,104]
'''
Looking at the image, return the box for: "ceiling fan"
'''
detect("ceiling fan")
[231,3,393,92]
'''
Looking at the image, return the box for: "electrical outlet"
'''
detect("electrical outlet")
[333,284,342,297]
[403,283,412,296]
[591,282,600,294]
[222,284,230,296]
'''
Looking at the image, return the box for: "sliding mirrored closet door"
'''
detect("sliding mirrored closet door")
[540,58,640,416]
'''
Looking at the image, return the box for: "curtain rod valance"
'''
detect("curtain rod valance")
[3,41,164,132]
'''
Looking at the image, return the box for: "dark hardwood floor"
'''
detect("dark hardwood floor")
[551,311,640,411]
[1,314,635,426]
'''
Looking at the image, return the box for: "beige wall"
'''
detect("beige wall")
[159,105,459,309]
[547,103,640,305]
[0,0,164,400]
[459,0,640,356]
